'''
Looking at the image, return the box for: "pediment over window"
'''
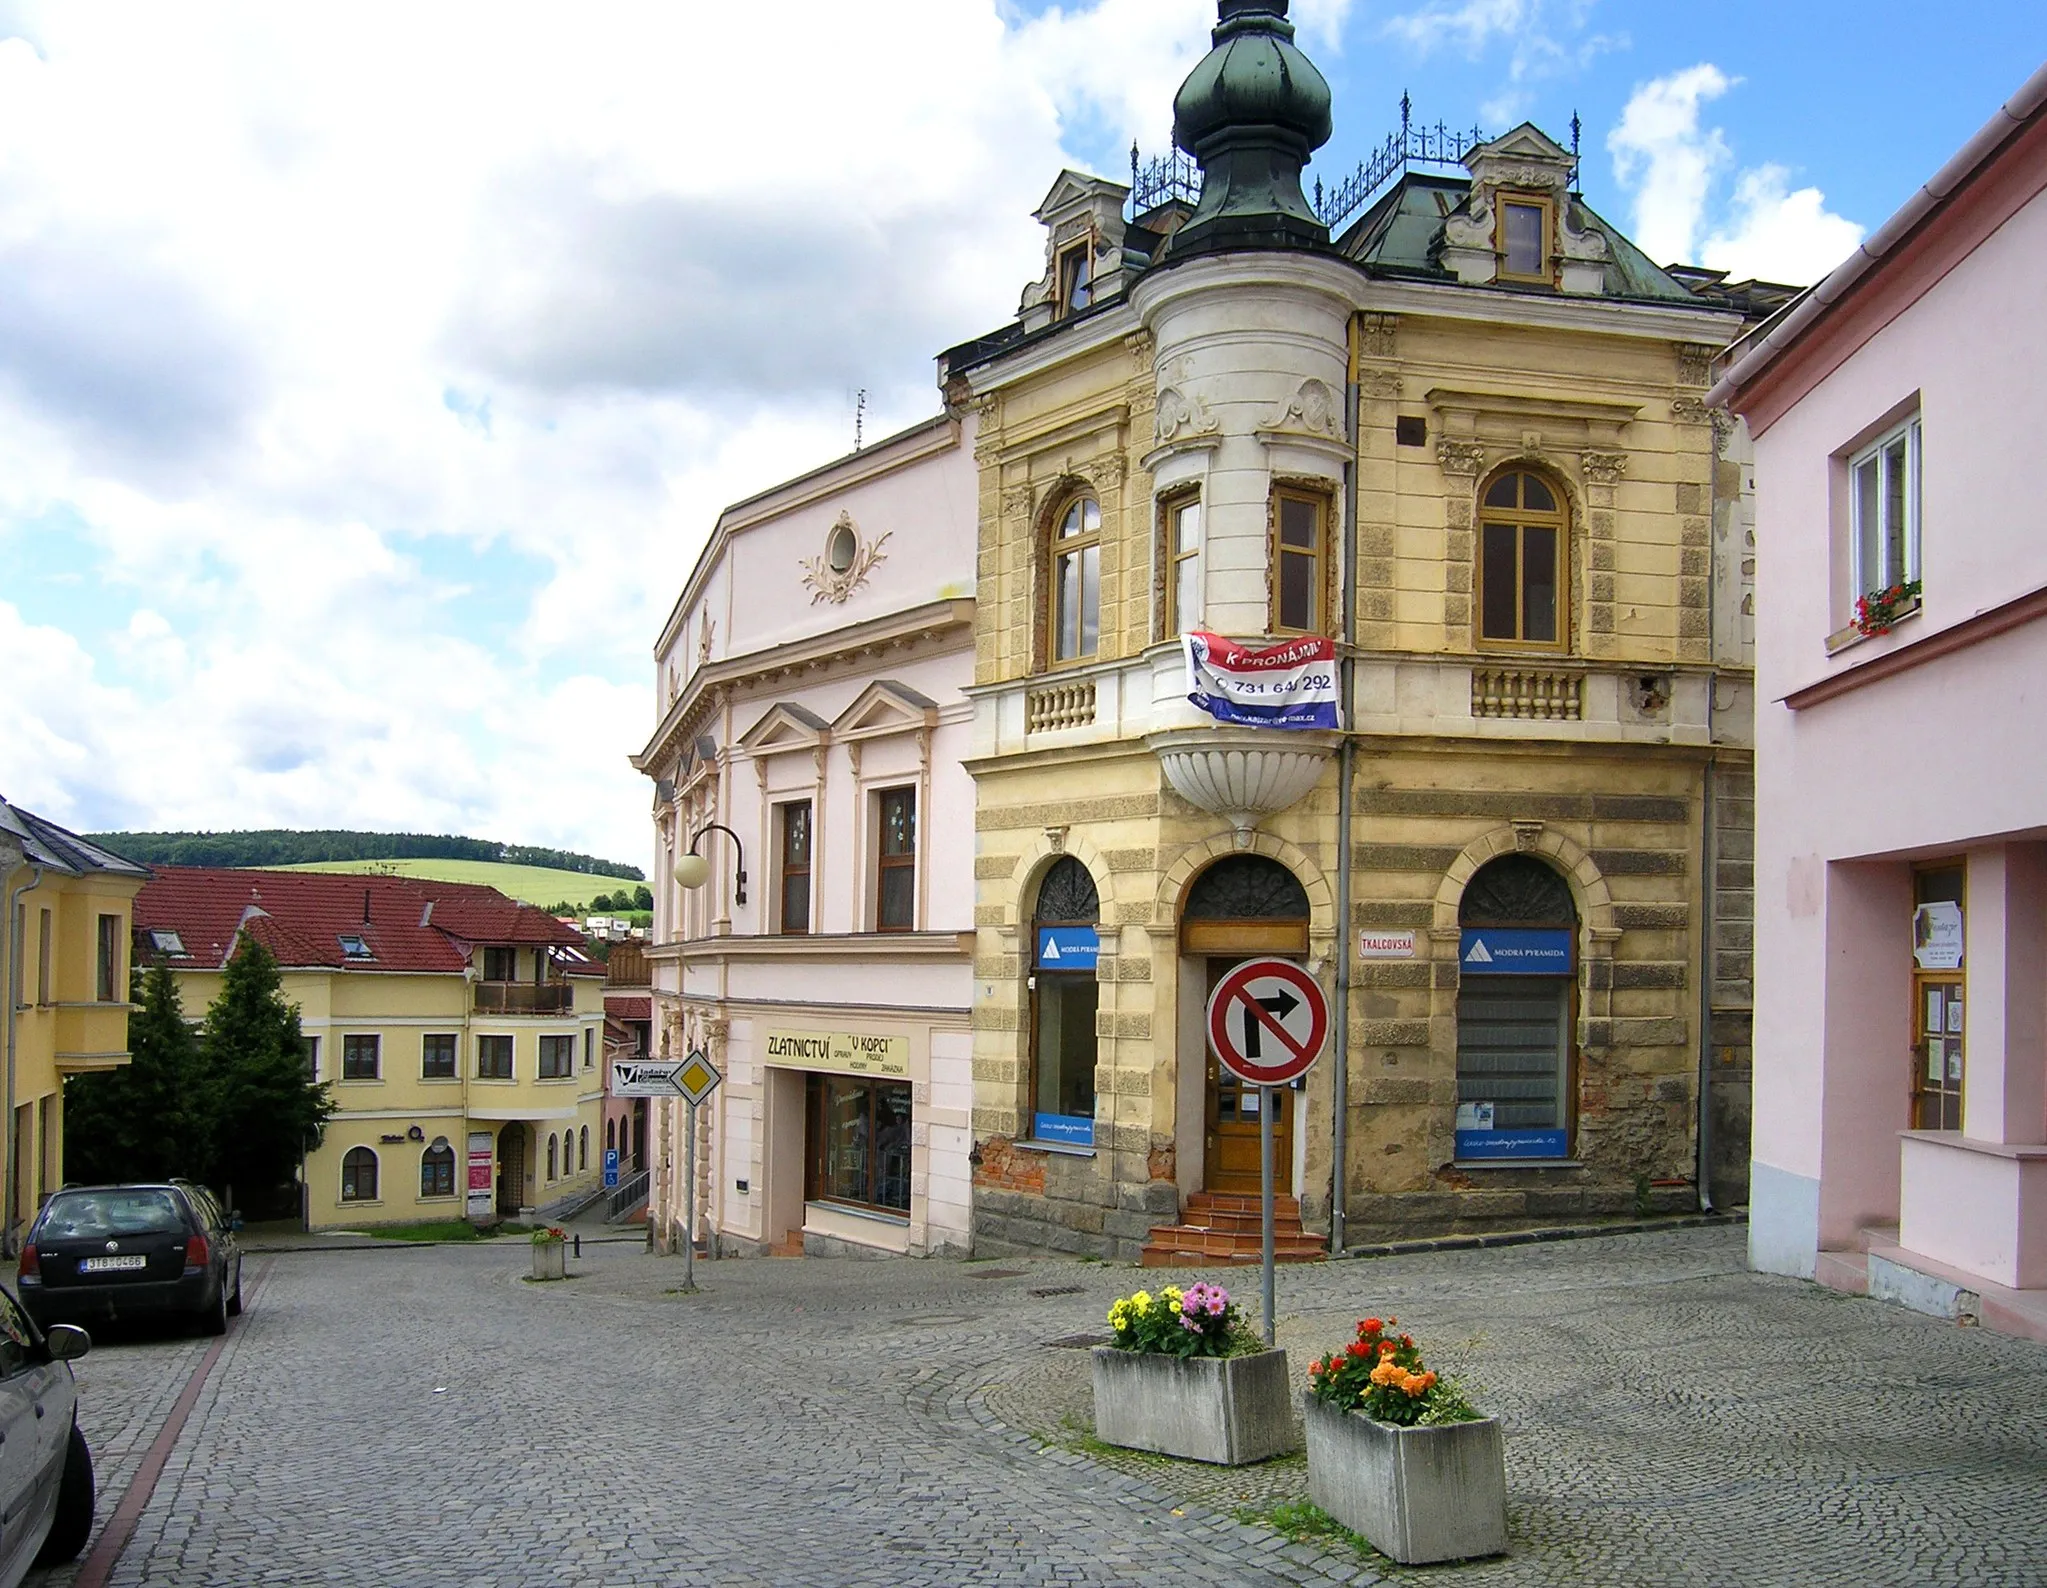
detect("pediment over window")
[1464,123,1575,194]
[737,702,831,756]
[832,679,939,741]
[1426,387,1640,457]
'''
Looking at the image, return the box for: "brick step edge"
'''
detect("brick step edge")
[1139,1247,1326,1268]
[1337,1209,1747,1261]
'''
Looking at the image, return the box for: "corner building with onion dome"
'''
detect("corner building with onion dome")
[945,0,1792,1258]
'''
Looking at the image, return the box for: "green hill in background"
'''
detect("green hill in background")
[89,828,642,881]
[266,858,645,912]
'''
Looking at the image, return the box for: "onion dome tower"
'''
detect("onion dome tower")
[1167,0,1333,258]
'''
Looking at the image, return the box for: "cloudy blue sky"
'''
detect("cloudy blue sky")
[3,1,2041,868]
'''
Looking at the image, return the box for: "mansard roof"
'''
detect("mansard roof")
[1334,171,1708,305]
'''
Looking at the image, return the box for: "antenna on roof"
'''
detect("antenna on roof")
[853,388,868,451]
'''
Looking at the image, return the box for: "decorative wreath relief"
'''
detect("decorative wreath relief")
[799,513,891,605]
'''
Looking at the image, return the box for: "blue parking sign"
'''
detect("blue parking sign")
[603,1148,620,1189]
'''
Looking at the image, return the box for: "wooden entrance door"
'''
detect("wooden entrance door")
[1913,975,1964,1130]
[496,1123,526,1215]
[1204,957,1292,1195]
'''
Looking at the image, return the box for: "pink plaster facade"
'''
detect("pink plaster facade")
[1719,78,2047,1297]
[632,412,980,1257]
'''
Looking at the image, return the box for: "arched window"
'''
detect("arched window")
[546,1133,559,1182]
[1477,470,1567,648]
[1181,854,1311,956]
[579,1125,589,1172]
[1030,857,1101,1146]
[1049,494,1101,664]
[606,1118,616,1153]
[341,1146,378,1203]
[420,1139,455,1199]
[1455,854,1578,1162]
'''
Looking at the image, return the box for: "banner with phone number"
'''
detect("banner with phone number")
[1183,631,1338,729]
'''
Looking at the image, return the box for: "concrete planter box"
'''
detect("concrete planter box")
[1090,1347,1295,1465]
[531,1241,566,1281]
[1305,1396,1507,1564]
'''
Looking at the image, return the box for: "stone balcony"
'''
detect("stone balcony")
[970,640,1750,759]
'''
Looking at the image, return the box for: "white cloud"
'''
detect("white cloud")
[1605,63,1735,267]
[1382,0,1532,56]
[1703,163,1866,286]
[5,0,1216,864]
[1608,63,1862,284]
[1385,0,1622,134]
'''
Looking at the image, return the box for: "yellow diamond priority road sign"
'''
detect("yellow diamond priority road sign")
[676,1049,722,1106]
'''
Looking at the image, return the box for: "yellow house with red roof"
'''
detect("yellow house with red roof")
[0,798,151,1251]
[134,867,606,1230]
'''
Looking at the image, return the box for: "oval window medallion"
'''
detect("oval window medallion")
[800,512,891,605]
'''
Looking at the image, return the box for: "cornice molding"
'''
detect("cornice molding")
[634,598,973,775]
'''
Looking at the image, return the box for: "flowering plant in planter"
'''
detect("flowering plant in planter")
[1854,579,1921,637]
[1304,1316,1504,1562]
[530,1226,567,1247]
[1306,1316,1478,1426]
[1106,1282,1257,1359]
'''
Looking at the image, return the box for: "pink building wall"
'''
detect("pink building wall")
[638,411,980,1258]
[1737,94,2047,1290]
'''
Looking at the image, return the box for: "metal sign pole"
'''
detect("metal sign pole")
[681,1098,698,1293]
[1260,1084,1275,1348]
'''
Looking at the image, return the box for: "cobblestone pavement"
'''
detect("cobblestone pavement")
[34,1225,2047,1588]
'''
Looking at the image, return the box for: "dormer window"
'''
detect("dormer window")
[1055,240,1091,318]
[338,933,373,961]
[1498,195,1552,283]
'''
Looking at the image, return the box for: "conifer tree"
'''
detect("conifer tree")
[63,959,214,1185]
[201,935,334,1216]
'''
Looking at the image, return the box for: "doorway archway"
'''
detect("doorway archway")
[1180,855,1311,1195]
[496,1122,527,1216]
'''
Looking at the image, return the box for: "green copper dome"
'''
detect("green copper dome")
[1167,0,1333,257]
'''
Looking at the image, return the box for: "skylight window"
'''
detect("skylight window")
[147,929,186,956]
[338,934,374,961]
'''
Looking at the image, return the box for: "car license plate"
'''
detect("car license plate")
[79,1255,147,1273]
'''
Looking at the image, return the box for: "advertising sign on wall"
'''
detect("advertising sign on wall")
[466,1131,493,1219]
[764,1029,910,1078]
[1912,901,1963,970]
[1182,631,1338,730]
[1458,928,1573,975]
[1036,926,1100,970]
[1454,1126,1570,1159]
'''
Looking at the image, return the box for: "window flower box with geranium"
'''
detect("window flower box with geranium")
[1854,579,1921,638]
[1303,1316,1506,1564]
[1089,1283,1294,1466]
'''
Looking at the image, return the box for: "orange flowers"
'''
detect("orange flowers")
[1308,1310,1468,1425]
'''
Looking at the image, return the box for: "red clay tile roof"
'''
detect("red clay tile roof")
[134,867,597,974]
[605,995,653,1020]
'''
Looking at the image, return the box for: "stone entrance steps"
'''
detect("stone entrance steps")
[1815,1223,2047,1345]
[1139,1192,1325,1268]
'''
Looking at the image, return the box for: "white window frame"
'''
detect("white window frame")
[1848,415,1922,602]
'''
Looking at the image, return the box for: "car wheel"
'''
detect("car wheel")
[33,1423,93,1566]
[198,1278,228,1338]
[226,1261,244,1318]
